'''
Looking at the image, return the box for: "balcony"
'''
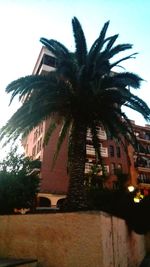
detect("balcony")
[98,128,107,140]
[85,163,109,175]
[86,145,108,157]
[87,128,107,141]
[138,175,150,185]
[135,156,150,172]
[100,147,108,157]
[38,64,55,75]
[135,132,150,144]
[137,166,150,173]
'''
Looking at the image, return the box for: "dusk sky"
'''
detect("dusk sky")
[0,0,150,155]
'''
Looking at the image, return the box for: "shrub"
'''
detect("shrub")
[0,147,40,214]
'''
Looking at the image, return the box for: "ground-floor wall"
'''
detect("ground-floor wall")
[0,212,146,267]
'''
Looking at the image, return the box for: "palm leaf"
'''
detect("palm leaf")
[88,20,110,56]
[6,72,58,104]
[124,94,150,121]
[45,39,70,56]
[43,120,57,146]
[87,21,110,77]
[107,44,133,59]
[72,17,87,66]
[105,34,119,51]
[40,38,61,57]
[51,117,71,169]
[110,53,138,69]
[112,72,143,89]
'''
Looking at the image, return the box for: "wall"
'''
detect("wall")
[0,212,146,267]
[41,121,69,194]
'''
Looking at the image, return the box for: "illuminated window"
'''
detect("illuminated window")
[117,163,122,170]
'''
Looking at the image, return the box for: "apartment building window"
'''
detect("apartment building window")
[43,54,56,68]
[110,163,115,174]
[116,146,121,158]
[109,145,114,157]
[117,163,122,171]
[145,132,150,140]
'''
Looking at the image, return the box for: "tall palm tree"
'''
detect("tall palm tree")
[0,17,150,210]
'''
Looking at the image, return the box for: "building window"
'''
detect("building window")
[116,146,121,158]
[145,132,150,140]
[117,163,122,171]
[109,145,114,157]
[110,163,115,174]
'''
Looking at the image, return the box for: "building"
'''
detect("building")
[129,121,150,196]
[23,47,68,207]
[23,47,150,207]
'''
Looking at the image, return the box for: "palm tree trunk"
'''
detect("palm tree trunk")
[65,119,88,211]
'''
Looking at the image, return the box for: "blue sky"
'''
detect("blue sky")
[0,0,150,130]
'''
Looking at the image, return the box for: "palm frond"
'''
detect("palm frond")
[110,53,138,69]
[43,120,57,146]
[72,17,87,66]
[124,94,150,121]
[87,21,110,77]
[112,72,143,89]
[88,21,110,56]
[45,39,70,56]
[107,44,133,59]
[100,72,143,90]
[6,72,57,104]
[51,117,71,169]
[99,107,138,149]
[40,37,58,56]
[105,34,119,51]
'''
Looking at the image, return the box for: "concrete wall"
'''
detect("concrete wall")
[0,212,146,267]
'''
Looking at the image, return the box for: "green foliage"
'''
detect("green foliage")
[0,147,40,214]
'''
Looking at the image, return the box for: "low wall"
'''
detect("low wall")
[0,212,146,267]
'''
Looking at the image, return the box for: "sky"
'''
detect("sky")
[0,0,150,156]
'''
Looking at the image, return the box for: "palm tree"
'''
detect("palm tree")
[0,17,150,210]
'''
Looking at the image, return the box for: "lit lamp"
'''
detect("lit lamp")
[128,185,135,192]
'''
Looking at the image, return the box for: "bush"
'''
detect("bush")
[0,147,40,214]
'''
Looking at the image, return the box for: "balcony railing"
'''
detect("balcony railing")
[138,175,150,184]
[136,166,150,173]
[85,163,109,175]
[38,64,55,74]
[86,145,108,157]
[97,128,107,140]
[87,128,107,141]
[136,133,150,143]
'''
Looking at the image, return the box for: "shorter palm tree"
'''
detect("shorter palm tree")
[0,17,150,210]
